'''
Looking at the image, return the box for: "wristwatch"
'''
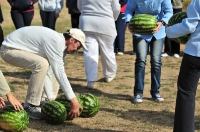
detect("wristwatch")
[160,20,166,26]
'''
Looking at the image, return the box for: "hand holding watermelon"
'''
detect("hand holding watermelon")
[0,97,5,109]
[68,97,83,119]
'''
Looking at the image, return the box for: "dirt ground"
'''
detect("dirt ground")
[1,0,200,132]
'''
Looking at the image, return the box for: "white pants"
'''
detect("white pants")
[83,32,117,82]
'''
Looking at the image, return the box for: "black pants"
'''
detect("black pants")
[11,11,34,29]
[70,14,80,28]
[40,10,57,30]
[0,25,3,46]
[164,8,182,55]
[173,54,200,132]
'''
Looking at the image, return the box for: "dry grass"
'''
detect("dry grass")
[1,0,200,132]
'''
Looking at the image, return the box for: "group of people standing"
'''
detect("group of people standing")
[0,0,200,131]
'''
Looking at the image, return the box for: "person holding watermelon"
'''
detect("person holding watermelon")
[125,0,173,103]
[166,0,200,131]
[0,26,86,119]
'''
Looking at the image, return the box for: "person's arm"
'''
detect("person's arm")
[6,92,23,110]
[111,0,121,21]
[55,0,64,18]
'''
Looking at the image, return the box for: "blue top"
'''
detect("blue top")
[125,0,173,42]
[166,0,200,57]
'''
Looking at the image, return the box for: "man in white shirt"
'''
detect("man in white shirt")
[0,26,87,119]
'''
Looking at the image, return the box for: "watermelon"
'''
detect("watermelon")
[129,14,157,35]
[0,105,29,132]
[41,101,66,125]
[78,93,100,118]
[168,12,191,44]
[55,93,83,120]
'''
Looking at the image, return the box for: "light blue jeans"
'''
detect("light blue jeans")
[133,36,164,96]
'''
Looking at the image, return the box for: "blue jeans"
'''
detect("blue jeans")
[133,36,164,96]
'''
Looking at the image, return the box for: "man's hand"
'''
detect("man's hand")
[68,97,83,119]
[6,92,23,110]
[0,97,6,109]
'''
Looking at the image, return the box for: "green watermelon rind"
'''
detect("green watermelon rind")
[168,12,191,44]
[41,101,67,125]
[78,93,100,118]
[129,14,158,35]
[0,105,29,132]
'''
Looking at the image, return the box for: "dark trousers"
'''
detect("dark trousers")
[173,54,200,132]
[40,10,57,30]
[0,25,3,47]
[70,14,80,28]
[11,11,34,29]
[164,8,182,55]
[114,13,126,53]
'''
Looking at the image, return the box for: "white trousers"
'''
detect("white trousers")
[83,32,117,82]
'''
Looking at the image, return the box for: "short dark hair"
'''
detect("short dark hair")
[63,30,71,40]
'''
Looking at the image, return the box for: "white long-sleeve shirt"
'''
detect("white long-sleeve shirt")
[1,26,75,100]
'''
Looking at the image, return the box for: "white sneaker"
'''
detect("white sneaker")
[105,75,116,83]
[162,53,168,57]
[87,81,95,89]
[174,54,180,58]
[117,52,124,55]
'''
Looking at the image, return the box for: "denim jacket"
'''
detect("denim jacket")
[125,0,173,41]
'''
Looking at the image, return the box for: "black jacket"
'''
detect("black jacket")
[66,0,80,14]
[0,5,3,23]
[7,0,38,11]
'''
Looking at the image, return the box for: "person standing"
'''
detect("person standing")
[166,0,200,131]
[38,0,63,30]
[7,0,38,29]
[66,0,80,28]
[0,26,86,119]
[162,0,185,58]
[125,0,173,103]
[77,0,120,89]
[0,4,3,45]
[114,0,128,55]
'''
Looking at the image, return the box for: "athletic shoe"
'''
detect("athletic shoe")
[133,94,143,103]
[162,53,168,57]
[24,104,42,120]
[117,52,124,55]
[152,93,164,102]
[174,54,180,58]
[105,75,116,83]
[87,81,95,89]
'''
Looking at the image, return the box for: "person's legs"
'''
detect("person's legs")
[40,11,56,30]
[83,32,99,84]
[173,54,200,132]
[11,11,25,29]
[98,33,117,82]
[149,37,164,99]
[40,10,48,28]
[71,14,80,28]
[162,36,171,57]
[22,11,34,26]
[133,36,148,97]
[0,47,49,106]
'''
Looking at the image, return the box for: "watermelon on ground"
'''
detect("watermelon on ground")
[78,93,100,118]
[41,101,66,125]
[55,93,83,119]
[168,12,190,44]
[0,105,29,132]
[129,14,157,35]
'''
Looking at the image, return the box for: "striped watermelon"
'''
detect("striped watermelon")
[129,14,157,35]
[41,101,66,125]
[0,105,29,132]
[55,93,83,120]
[168,12,190,44]
[78,93,100,118]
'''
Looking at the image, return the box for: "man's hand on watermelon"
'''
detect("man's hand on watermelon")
[68,97,83,119]
[152,22,163,34]
[6,92,24,111]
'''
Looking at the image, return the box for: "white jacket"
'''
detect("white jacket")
[38,0,63,13]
